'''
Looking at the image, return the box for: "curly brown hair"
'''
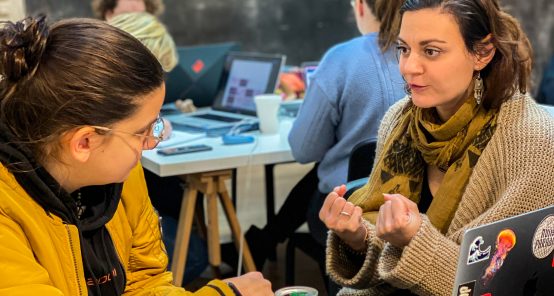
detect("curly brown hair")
[91,0,165,19]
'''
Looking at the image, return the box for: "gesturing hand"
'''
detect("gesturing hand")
[319,185,367,251]
[375,193,422,248]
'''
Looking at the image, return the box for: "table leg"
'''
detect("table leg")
[206,190,221,268]
[232,168,237,208]
[171,187,198,287]
[194,192,207,240]
[264,164,276,223]
[264,164,277,261]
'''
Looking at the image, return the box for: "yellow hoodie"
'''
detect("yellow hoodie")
[0,164,234,295]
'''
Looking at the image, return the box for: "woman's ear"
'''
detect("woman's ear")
[357,0,366,17]
[474,34,496,70]
[65,127,102,163]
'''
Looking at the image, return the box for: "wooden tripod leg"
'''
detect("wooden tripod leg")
[206,190,222,268]
[171,187,198,287]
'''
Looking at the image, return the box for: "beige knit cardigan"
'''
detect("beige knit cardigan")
[326,94,554,296]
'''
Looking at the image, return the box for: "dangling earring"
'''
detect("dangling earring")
[474,71,483,105]
[404,83,412,99]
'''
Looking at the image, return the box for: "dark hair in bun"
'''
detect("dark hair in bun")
[0,15,48,84]
[0,16,164,163]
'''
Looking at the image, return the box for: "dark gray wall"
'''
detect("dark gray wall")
[26,0,554,93]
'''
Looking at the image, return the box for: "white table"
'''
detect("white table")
[141,119,295,285]
[142,119,295,176]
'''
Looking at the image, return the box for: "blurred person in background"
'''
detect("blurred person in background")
[245,0,406,276]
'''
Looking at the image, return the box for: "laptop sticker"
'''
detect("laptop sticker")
[467,236,491,265]
[481,229,516,286]
[531,215,554,259]
[192,59,205,74]
[456,280,475,296]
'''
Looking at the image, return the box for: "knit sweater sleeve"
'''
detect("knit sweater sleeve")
[375,96,554,295]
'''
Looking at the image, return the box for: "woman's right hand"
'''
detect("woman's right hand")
[319,185,367,251]
[224,272,273,296]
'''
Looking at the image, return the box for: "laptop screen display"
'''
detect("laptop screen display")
[212,52,285,116]
[220,59,273,112]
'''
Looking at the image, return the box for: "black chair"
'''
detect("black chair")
[285,139,377,293]
[347,138,377,181]
[345,138,377,197]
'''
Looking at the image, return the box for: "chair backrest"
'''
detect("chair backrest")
[347,138,377,182]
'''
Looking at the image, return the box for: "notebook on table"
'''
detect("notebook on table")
[165,51,286,133]
[452,205,554,296]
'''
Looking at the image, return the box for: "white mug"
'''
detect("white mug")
[254,94,281,134]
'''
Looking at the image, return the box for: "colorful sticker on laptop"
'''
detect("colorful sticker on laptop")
[481,229,516,286]
[467,236,491,265]
[532,215,554,259]
[456,281,475,296]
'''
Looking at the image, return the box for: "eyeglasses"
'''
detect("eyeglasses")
[92,116,165,150]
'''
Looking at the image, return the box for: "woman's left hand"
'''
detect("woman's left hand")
[376,193,422,248]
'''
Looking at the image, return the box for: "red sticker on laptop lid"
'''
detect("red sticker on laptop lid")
[192,59,205,73]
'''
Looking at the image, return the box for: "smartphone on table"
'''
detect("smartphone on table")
[157,144,212,156]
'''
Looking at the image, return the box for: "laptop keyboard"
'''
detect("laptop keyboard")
[192,113,242,123]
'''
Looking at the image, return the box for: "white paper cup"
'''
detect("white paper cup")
[254,94,281,134]
[274,286,318,296]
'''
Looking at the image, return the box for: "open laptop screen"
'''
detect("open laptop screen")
[213,52,285,116]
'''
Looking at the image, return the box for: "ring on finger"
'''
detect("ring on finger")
[339,211,351,217]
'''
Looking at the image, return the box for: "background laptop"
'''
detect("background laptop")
[166,52,286,132]
[300,61,319,89]
[452,205,554,296]
[164,42,240,106]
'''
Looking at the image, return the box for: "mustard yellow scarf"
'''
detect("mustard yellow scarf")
[349,97,498,233]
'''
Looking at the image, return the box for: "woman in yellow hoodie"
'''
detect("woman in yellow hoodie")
[0,15,272,295]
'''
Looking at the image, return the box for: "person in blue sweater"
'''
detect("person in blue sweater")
[245,0,406,271]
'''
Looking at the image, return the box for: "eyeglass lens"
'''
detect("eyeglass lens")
[144,117,165,150]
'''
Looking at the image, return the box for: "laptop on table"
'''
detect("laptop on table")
[164,42,240,107]
[452,205,554,296]
[300,61,319,89]
[165,52,285,134]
